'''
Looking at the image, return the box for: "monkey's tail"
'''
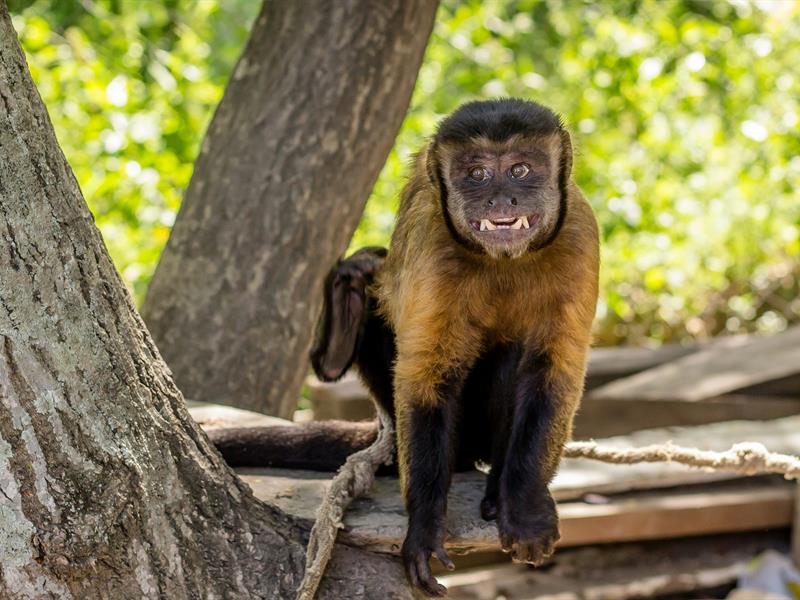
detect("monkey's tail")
[206,420,392,472]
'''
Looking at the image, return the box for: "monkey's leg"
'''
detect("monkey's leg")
[310,246,387,382]
[468,343,524,521]
[397,378,462,597]
[496,350,581,565]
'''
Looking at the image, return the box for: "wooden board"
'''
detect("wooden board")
[238,414,800,555]
[186,401,290,430]
[590,327,800,402]
[440,530,790,600]
[574,393,800,439]
[242,470,794,556]
[585,342,701,389]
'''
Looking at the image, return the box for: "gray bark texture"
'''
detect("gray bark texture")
[0,4,413,598]
[141,0,438,417]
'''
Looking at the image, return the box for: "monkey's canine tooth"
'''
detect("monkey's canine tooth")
[480,219,488,231]
[521,216,530,229]
[481,219,497,231]
[510,218,523,230]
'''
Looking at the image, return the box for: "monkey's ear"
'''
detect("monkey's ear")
[558,129,573,180]
[424,141,446,198]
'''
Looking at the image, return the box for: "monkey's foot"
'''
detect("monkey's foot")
[401,527,454,597]
[479,494,498,521]
[497,495,560,565]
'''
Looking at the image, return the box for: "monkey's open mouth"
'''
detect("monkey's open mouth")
[470,214,539,232]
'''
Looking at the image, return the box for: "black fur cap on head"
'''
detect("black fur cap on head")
[434,98,565,146]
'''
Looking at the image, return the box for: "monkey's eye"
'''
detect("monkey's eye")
[509,163,531,179]
[468,166,490,182]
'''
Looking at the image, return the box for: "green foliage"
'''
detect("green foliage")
[355,0,800,345]
[11,0,800,345]
[9,0,259,302]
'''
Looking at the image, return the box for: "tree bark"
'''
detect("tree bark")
[0,4,412,598]
[141,0,438,417]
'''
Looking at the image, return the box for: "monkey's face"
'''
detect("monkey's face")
[441,136,564,260]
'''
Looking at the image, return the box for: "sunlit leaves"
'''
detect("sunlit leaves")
[11,0,800,345]
[353,0,800,345]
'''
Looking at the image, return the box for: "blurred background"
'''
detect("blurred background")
[9,0,800,348]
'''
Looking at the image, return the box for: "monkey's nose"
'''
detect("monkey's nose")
[490,195,517,207]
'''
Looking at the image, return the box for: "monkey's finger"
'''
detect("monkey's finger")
[415,553,447,597]
[434,545,455,571]
[404,558,420,590]
[500,533,513,553]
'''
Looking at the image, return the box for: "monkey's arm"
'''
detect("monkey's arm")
[497,327,591,564]
[310,246,386,381]
[393,300,483,597]
[396,378,459,597]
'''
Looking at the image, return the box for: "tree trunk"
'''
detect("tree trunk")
[141,0,438,417]
[0,4,412,598]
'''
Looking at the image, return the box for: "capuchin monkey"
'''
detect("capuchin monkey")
[210,99,599,597]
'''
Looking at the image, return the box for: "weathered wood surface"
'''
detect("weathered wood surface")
[233,415,800,556]
[591,326,800,402]
[584,342,701,389]
[574,393,800,439]
[242,470,794,556]
[186,400,289,430]
[440,531,790,600]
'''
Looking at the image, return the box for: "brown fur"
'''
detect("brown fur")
[376,135,599,494]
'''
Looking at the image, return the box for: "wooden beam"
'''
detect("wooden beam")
[242,469,795,556]
[585,342,701,389]
[590,327,800,402]
[557,482,793,548]
[574,394,800,439]
[439,530,789,600]
[186,400,290,429]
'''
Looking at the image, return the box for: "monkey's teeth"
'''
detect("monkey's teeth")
[521,216,530,229]
[481,219,496,231]
[510,218,523,230]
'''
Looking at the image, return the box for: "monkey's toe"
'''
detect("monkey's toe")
[497,508,560,566]
[509,528,559,565]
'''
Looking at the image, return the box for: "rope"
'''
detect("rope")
[294,405,395,600]
[296,433,800,599]
[564,440,800,479]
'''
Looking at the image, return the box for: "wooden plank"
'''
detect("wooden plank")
[585,342,701,389]
[187,401,290,430]
[440,530,789,600]
[242,469,794,556]
[590,326,800,402]
[558,482,793,547]
[574,393,800,439]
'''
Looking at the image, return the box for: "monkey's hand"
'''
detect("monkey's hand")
[401,521,454,597]
[497,490,560,565]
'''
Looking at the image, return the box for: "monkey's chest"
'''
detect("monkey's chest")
[460,281,552,345]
